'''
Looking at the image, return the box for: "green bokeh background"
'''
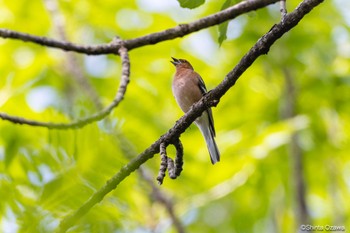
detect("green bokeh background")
[0,0,349,232]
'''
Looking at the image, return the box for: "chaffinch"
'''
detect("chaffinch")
[171,57,220,164]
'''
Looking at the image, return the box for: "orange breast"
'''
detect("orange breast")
[172,69,202,113]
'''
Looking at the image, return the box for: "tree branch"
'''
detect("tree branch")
[58,0,324,231]
[281,68,311,226]
[0,0,279,55]
[0,37,130,129]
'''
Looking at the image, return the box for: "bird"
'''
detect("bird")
[170,57,220,164]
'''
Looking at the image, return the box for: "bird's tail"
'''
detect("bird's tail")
[205,131,220,164]
[196,121,220,164]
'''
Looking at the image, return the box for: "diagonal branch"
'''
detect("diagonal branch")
[58,0,324,231]
[0,37,130,129]
[0,0,279,55]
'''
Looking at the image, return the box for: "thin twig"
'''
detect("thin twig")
[157,143,168,185]
[0,37,130,129]
[58,0,324,231]
[0,0,279,55]
[173,139,184,177]
[43,0,104,110]
[157,139,183,183]
[167,157,176,179]
[280,0,288,18]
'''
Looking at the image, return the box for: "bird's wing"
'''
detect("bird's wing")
[196,73,208,95]
[195,73,216,137]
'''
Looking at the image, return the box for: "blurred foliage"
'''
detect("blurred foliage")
[1,0,350,232]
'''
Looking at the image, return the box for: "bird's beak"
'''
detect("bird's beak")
[171,57,181,66]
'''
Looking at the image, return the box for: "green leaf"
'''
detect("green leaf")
[217,0,233,45]
[218,21,229,45]
[177,0,205,9]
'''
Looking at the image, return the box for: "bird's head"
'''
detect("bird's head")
[171,57,193,70]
